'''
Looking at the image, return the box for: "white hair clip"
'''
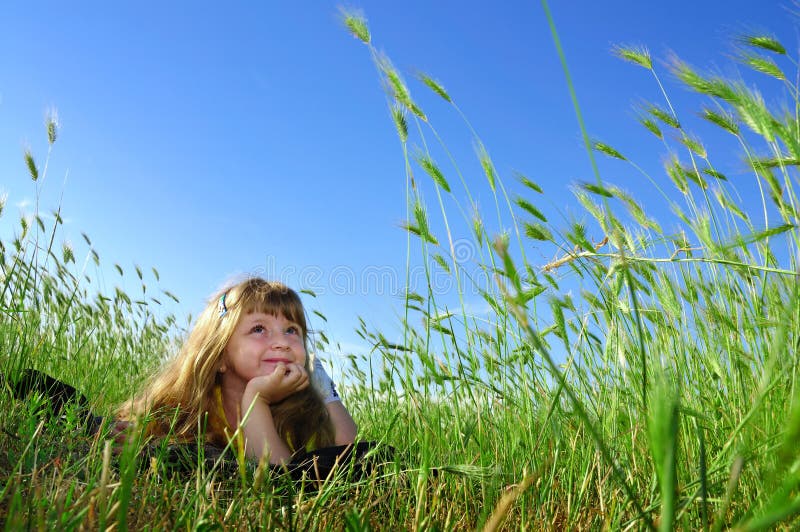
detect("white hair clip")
[218,292,228,318]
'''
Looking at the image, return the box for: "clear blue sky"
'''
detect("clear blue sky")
[1,2,796,367]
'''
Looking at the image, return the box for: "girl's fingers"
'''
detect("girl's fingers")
[285,363,306,380]
[294,370,309,390]
[282,365,309,391]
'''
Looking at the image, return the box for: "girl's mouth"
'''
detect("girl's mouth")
[263,358,291,364]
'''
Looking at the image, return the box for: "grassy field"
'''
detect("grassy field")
[2,7,800,531]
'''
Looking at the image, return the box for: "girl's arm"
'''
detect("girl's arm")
[326,400,358,445]
[240,390,292,464]
[312,355,358,445]
[240,362,308,464]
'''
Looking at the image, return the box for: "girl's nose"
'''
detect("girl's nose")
[270,333,290,349]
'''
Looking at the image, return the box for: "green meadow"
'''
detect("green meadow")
[2,7,800,530]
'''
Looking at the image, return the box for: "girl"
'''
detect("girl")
[117,277,357,465]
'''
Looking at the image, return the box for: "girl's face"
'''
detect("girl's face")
[221,311,307,391]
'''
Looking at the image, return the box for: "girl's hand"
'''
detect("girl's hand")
[244,362,309,405]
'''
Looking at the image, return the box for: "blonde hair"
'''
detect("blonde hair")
[118,277,334,452]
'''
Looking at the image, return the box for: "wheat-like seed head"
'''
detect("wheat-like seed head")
[612,44,653,70]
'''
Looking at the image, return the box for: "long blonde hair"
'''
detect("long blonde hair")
[118,278,334,452]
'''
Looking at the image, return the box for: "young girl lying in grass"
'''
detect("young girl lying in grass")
[116,277,358,466]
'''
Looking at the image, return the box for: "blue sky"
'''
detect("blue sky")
[1,1,796,370]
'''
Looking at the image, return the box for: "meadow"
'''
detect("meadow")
[2,6,800,530]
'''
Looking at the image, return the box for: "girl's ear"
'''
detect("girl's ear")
[218,346,229,373]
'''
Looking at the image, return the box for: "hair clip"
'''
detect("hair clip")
[218,292,228,318]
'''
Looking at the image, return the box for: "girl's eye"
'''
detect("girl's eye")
[251,325,265,334]
[286,326,300,335]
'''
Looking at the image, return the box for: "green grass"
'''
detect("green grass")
[3,7,800,530]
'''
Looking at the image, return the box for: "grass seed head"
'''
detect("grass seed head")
[412,200,438,244]
[700,108,740,136]
[524,222,553,241]
[45,108,59,145]
[20,214,29,237]
[730,83,775,141]
[581,182,615,198]
[476,142,497,192]
[612,44,653,70]
[516,172,543,193]
[679,133,706,158]
[341,9,370,44]
[378,56,427,121]
[409,102,427,121]
[514,197,547,222]
[671,57,738,102]
[418,73,452,103]
[24,149,39,181]
[416,153,451,193]
[385,68,411,106]
[638,115,663,139]
[739,34,786,55]
[664,155,689,194]
[62,242,74,264]
[592,140,627,161]
[647,103,681,129]
[391,104,408,142]
[574,188,607,229]
[702,167,727,181]
[738,52,786,80]
[472,211,485,243]
[683,165,708,189]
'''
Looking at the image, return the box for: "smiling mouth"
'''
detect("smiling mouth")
[263,358,291,364]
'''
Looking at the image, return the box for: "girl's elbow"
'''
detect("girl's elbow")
[336,427,357,446]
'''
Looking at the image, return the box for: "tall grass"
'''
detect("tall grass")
[2,6,800,530]
[340,6,800,530]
